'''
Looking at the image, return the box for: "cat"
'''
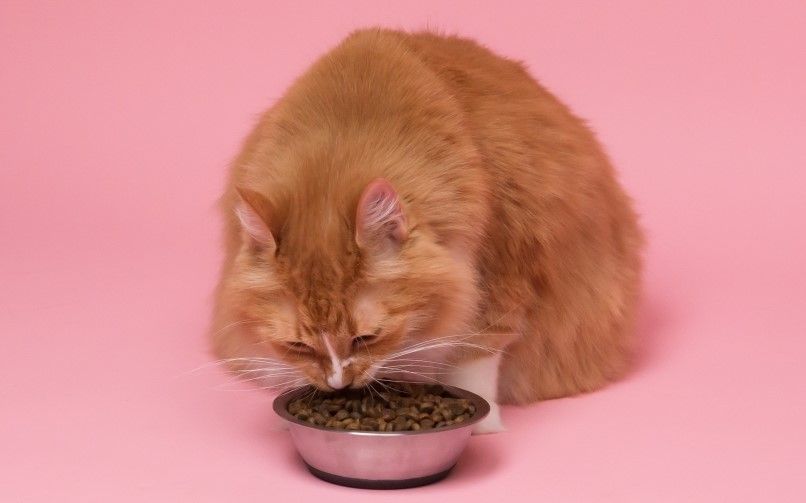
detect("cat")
[210,28,643,434]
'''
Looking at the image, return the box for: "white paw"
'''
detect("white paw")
[472,403,505,435]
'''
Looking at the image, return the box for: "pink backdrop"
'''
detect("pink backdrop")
[2,1,804,501]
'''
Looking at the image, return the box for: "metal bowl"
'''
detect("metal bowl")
[272,384,490,489]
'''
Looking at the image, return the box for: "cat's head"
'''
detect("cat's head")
[215,178,478,391]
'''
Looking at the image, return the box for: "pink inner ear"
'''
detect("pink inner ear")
[235,203,271,244]
[356,179,407,248]
[235,189,275,247]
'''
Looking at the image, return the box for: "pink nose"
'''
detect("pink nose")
[326,374,351,390]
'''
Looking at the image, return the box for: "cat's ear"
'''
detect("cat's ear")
[355,178,408,251]
[235,187,276,252]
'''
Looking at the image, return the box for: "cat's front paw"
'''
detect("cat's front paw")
[472,403,505,435]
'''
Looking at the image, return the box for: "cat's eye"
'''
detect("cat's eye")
[283,341,313,353]
[352,334,378,349]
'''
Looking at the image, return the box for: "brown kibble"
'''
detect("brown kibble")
[448,402,466,416]
[393,416,408,431]
[287,382,476,432]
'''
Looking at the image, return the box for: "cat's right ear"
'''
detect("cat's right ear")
[355,178,408,253]
[235,187,276,253]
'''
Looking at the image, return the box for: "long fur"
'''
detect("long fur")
[210,28,644,405]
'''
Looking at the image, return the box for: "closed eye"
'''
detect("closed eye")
[283,341,313,353]
[352,334,378,350]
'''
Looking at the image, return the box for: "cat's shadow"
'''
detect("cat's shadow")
[630,287,673,375]
[448,436,502,481]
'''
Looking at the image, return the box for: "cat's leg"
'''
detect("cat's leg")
[445,353,504,435]
[497,277,639,404]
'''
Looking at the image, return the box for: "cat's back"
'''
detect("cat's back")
[384,30,637,246]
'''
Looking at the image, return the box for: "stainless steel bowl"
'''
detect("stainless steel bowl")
[273,384,490,489]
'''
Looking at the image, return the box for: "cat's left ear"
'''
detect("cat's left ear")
[355,178,408,251]
[235,187,276,253]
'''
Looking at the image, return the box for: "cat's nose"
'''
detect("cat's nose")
[326,373,352,390]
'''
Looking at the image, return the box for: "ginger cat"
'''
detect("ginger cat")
[211,28,643,433]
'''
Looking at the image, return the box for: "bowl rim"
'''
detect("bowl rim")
[272,383,490,436]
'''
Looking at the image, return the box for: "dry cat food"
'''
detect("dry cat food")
[287,382,476,432]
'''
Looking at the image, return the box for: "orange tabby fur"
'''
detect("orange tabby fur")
[211,28,643,406]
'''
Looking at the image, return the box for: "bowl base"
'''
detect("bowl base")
[305,462,455,490]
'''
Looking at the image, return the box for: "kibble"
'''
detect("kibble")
[287,382,476,432]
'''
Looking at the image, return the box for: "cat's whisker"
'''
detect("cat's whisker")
[374,374,446,386]
[387,340,501,360]
[304,389,320,405]
[362,370,405,395]
[395,332,482,351]
[205,357,295,372]
[232,372,303,385]
[385,357,457,368]
[374,380,404,395]
[249,383,308,394]
[214,376,307,392]
[178,356,292,377]
[364,379,380,402]
[388,303,522,359]
[382,367,446,377]
[216,357,292,365]
[234,373,303,384]
[388,331,506,355]
[377,363,452,373]
[396,311,520,351]
[210,319,264,339]
[235,368,302,376]
[250,376,306,389]
[380,369,451,376]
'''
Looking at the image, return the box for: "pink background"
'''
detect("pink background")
[2,1,805,501]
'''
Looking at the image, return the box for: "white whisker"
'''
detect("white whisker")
[385,357,457,368]
[235,368,301,376]
[388,341,501,360]
[214,376,307,392]
[376,365,451,376]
